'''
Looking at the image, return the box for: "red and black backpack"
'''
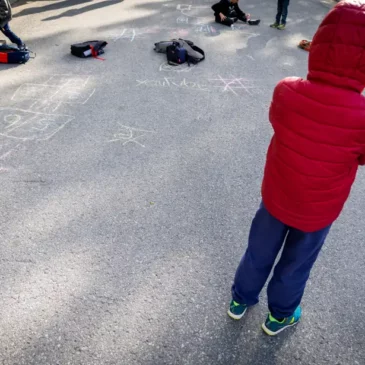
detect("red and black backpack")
[0,44,30,64]
[70,41,107,60]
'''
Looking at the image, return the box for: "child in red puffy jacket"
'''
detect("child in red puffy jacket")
[227,0,365,336]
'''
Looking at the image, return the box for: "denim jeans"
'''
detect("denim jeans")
[276,0,290,25]
[1,23,23,46]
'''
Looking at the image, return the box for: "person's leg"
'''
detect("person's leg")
[275,0,284,24]
[0,23,23,47]
[231,204,289,306]
[281,0,290,25]
[215,16,234,26]
[267,224,331,319]
[236,13,248,23]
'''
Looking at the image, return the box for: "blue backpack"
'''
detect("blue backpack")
[0,44,30,64]
[162,39,205,66]
[166,41,187,65]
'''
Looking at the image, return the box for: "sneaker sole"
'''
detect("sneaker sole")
[261,320,299,336]
[227,308,247,320]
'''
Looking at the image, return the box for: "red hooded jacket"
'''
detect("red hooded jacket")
[262,0,365,232]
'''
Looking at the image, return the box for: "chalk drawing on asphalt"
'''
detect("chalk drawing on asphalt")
[12,83,96,106]
[11,74,96,114]
[136,76,262,95]
[107,123,156,148]
[177,16,189,24]
[159,62,195,73]
[136,77,210,92]
[45,74,91,88]
[176,4,210,18]
[0,75,94,172]
[0,107,75,141]
[208,76,257,96]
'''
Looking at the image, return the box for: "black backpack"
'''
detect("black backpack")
[71,40,107,59]
[155,39,205,66]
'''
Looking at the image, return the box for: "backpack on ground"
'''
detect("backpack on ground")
[0,44,30,64]
[154,39,205,66]
[166,41,187,65]
[71,40,107,59]
[154,39,194,54]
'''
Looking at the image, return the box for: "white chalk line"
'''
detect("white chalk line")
[107,123,156,148]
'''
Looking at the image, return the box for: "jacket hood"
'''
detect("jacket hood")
[308,0,365,93]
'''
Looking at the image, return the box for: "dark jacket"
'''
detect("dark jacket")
[212,0,245,18]
[0,0,12,28]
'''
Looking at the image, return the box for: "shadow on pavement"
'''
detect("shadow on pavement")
[14,0,123,20]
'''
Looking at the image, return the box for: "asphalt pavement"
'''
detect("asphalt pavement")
[0,0,364,364]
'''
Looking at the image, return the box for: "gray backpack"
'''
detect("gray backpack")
[154,39,205,65]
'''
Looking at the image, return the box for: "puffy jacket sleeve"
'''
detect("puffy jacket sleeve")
[269,77,302,130]
[268,79,286,129]
[358,155,365,166]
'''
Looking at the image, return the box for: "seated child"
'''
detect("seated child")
[212,0,249,27]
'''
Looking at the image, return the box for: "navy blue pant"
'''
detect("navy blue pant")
[1,23,23,47]
[275,0,290,25]
[232,204,331,319]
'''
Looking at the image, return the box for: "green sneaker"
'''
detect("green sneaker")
[277,24,286,30]
[262,306,301,336]
[227,300,248,320]
[270,23,279,28]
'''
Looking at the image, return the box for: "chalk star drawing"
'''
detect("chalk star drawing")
[107,123,155,148]
[209,75,257,95]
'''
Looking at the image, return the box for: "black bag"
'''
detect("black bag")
[71,40,107,59]
[155,39,205,66]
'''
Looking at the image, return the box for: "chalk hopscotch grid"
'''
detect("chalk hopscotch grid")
[0,107,75,141]
[0,74,92,167]
[12,84,96,107]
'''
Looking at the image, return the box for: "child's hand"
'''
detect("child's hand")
[219,13,226,21]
